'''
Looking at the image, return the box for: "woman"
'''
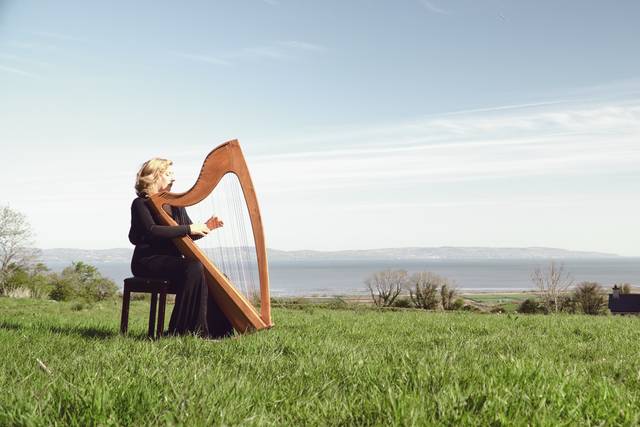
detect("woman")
[128,158,233,338]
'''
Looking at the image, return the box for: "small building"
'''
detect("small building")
[609,285,640,314]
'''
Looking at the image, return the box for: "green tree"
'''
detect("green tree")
[50,261,118,302]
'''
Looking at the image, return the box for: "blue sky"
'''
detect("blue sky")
[1,1,639,255]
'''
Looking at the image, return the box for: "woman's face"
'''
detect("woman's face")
[156,166,175,193]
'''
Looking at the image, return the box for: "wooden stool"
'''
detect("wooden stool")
[120,277,178,339]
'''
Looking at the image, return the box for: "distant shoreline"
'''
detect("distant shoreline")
[42,258,639,297]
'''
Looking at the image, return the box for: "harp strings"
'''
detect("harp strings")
[188,173,259,305]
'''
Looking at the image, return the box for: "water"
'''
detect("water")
[46,258,640,296]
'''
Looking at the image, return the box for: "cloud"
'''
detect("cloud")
[0,53,53,68]
[418,0,449,15]
[175,40,326,66]
[0,63,39,78]
[248,97,640,192]
[262,0,280,5]
[172,52,232,66]
[27,30,85,43]
[276,40,326,52]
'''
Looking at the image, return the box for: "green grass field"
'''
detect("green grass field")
[2,297,640,426]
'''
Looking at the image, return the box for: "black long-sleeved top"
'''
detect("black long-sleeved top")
[128,197,192,261]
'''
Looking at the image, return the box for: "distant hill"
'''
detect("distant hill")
[39,246,620,264]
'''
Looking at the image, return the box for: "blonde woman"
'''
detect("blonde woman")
[128,158,232,338]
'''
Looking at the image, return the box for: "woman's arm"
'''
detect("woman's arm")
[132,198,190,240]
[175,207,209,240]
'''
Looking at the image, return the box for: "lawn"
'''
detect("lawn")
[1,297,640,426]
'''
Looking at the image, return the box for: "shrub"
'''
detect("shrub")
[391,297,413,308]
[326,297,350,310]
[490,306,506,314]
[558,294,577,314]
[1,268,29,296]
[573,281,607,315]
[616,283,633,294]
[71,302,85,311]
[55,261,118,302]
[451,298,465,311]
[2,263,55,299]
[408,272,441,310]
[440,283,458,310]
[49,278,75,301]
[517,298,547,314]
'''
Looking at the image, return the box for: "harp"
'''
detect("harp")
[148,139,272,333]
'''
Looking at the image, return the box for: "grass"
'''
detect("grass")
[2,297,640,426]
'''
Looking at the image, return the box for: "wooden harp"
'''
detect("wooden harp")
[148,139,272,333]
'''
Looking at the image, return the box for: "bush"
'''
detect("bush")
[2,268,29,296]
[517,298,547,314]
[617,283,632,294]
[408,272,441,310]
[71,302,85,311]
[49,278,75,301]
[573,281,607,315]
[451,298,465,311]
[52,262,118,302]
[391,297,413,308]
[2,263,55,299]
[440,283,458,310]
[325,297,350,310]
[558,294,577,314]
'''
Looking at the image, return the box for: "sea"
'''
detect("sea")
[45,258,640,297]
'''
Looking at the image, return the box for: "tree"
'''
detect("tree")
[408,272,442,310]
[530,261,573,313]
[573,281,607,315]
[365,269,407,307]
[0,206,39,295]
[55,261,118,302]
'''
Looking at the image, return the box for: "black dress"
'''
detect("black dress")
[128,196,232,338]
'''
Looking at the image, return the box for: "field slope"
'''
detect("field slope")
[1,298,640,425]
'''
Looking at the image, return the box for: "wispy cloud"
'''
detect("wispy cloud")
[248,97,640,193]
[28,30,85,43]
[418,0,450,15]
[262,0,280,5]
[276,40,326,52]
[0,53,53,68]
[175,40,326,66]
[0,63,40,78]
[172,52,232,66]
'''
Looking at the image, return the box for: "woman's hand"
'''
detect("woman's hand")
[189,223,210,237]
[205,216,224,230]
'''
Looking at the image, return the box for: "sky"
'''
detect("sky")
[0,0,639,255]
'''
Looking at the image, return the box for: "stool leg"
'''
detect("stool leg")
[148,292,158,339]
[157,291,167,338]
[120,287,130,335]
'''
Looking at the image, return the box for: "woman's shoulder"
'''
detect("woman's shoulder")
[131,196,149,209]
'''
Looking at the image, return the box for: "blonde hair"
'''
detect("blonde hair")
[135,158,173,197]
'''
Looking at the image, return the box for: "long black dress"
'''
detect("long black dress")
[128,196,233,338]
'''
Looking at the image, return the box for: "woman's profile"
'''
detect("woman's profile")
[128,158,233,338]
